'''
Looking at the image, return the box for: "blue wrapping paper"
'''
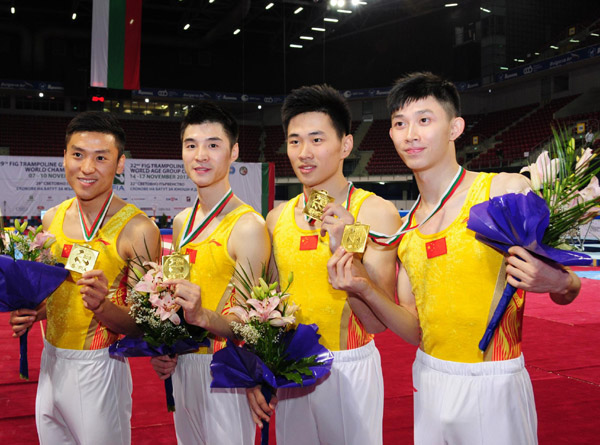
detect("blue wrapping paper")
[109,335,209,358]
[109,335,210,412]
[467,192,592,266]
[468,192,592,351]
[0,255,69,311]
[210,323,334,389]
[0,255,69,379]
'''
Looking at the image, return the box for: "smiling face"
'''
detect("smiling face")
[181,122,239,190]
[63,131,125,202]
[389,96,464,173]
[286,111,352,189]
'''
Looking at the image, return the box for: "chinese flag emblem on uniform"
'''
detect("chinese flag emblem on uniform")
[300,235,319,251]
[426,237,447,259]
[61,244,73,258]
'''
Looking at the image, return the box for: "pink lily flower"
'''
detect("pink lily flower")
[247,296,281,323]
[520,151,560,191]
[229,305,250,323]
[576,148,594,172]
[29,231,55,251]
[578,176,600,203]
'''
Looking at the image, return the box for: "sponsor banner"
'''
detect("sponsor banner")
[496,43,600,83]
[0,79,64,92]
[0,156,267,218]
[132,88,287,105]
[455,79,481,92]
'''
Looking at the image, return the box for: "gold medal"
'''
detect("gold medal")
[65,243,99,274]
[303,190,334,221]
[342,223,370,253]
[162,253,191,280]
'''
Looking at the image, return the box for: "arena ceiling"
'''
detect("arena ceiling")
[0,0,599,96]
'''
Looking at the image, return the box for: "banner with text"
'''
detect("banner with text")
[0,156,268,218]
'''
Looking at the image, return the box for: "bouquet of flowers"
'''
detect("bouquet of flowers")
[468,128,600,351]
[109,258,208,410]
[210,266,334,445]
[0,220,68,379]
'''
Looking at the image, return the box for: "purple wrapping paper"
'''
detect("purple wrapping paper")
[109,335,209,358]
[468,191,592,352]
[0,255,69,379]
[467,191,592,266]
[0,255,69,311]
[210,323,334,389]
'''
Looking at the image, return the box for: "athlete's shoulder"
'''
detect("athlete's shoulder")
[266,200,289,231]
[358,194,401,233]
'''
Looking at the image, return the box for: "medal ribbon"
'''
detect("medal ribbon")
[303,182,355,225]
[77,191,114,242]
[179,188,233,248]
[368,167,466,246]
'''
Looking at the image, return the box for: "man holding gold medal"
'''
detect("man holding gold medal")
[9,112,161,444]
[148,102,270,445]
[245,85,401,444]
[327,72,582,444]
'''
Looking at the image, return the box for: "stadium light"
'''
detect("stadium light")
[233,28,241,35]
[72,12,77,20]
[294,7,303,14]
[290,44,303,49]
[265,3,274,10]
[300,36,314,40]
[312,27,326,32]
[183,23,190,30]
[324,18,339,23]
[480,7,491,13]
[10,6,15,14]
[445,3,458,7]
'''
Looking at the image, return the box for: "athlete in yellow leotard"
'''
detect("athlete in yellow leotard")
[10,112,160,445]
[328,72,581,445]
[148,102,270,445]
[247,85,401,445]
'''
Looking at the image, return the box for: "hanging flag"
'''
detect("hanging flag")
[91,0,143,90]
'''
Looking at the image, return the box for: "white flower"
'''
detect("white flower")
[520,151,560,191]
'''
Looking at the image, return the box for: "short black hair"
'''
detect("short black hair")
[281,84,351,139]
[387,72,461,119]
[65,111,126,157]
[180,101,239,148]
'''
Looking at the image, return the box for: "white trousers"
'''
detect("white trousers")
[36,340,132,445]
[413,349,538,445]
[171,353,255,445]
[276,340,384,445]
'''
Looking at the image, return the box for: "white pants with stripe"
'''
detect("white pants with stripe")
[36,340,132,445]
[276,340,384,445]
[171,353,255,445]
[413,349,538,445]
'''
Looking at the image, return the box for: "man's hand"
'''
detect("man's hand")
[506,246,580,304]
[150,355,178,380]
[320,203,355,253]
[166,279,206,327]
[9,308,37,338]
[246,385,278,427]
[77,269,109,312]
[327,247,372,297]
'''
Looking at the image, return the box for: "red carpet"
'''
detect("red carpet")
[1,273,599,444]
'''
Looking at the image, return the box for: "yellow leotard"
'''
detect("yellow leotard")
[398,172,524,363]
[46,198,143,350]
[273,189,374,351]
[177,204,259,354]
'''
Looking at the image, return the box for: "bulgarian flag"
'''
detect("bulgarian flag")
[90,0,143,90]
